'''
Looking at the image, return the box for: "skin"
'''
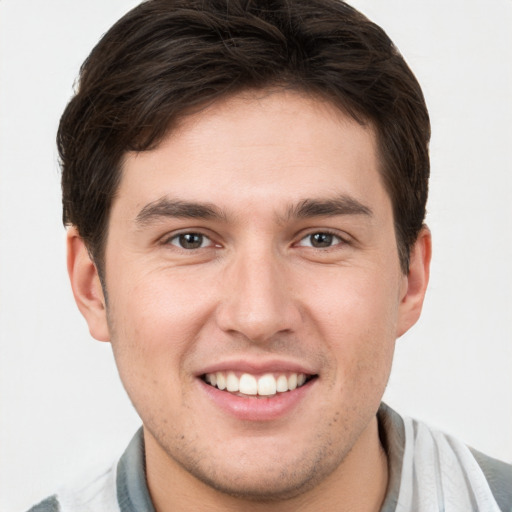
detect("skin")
[68,90,431,511]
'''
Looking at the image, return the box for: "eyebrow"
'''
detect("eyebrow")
[286,195,373,220]
[134,194,372,227]
[135,198,226,226]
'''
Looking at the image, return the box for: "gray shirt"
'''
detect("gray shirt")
[28,403,512,512]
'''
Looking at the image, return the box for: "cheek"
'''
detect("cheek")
[304,269,398,390]
[110,266,213,340]
[105,271,214,402]
[307,267,401,339]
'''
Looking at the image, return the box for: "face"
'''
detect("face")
[78,90,426,500]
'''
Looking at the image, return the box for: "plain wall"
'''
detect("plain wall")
[1,1,511,510]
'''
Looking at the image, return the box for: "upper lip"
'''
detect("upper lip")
[196,359,317,377]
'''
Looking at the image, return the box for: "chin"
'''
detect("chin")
[187,460,334,502]
[165,434,350,502]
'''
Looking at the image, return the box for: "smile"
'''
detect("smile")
[202,371,315,397]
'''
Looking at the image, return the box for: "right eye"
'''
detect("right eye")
[167,232,213,250]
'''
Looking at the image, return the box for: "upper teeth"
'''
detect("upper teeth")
[204,371,308,396]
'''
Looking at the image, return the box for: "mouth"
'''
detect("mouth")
[201,371,317,398]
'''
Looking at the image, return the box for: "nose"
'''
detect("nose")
[215,248,300,344]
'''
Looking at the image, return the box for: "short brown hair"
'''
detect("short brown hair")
[58,0,430,274]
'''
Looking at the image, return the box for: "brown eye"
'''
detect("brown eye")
[297,232,343,248]
[169,233,209,249]
[310,233,334,247]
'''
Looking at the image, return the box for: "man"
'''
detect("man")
[29,0,511,511]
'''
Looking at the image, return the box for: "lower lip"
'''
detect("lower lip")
[199,378,316,422]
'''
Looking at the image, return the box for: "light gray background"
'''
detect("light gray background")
[1,1,511,510]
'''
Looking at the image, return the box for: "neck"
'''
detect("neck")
[145,416,388,512]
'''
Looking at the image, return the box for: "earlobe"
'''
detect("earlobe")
[396,227,432,338]
[67,227,110,342]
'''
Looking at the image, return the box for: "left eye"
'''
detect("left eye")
[297,232,343,248]
[168,233,212,250]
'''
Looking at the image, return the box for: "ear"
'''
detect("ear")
[67,227,110,342]
[396,226,432,338]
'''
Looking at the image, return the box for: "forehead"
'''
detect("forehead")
[116,89,389,221]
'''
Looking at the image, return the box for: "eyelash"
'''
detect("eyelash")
[295,230,347,249]
[165,232,215,250]
[163,230,348,251]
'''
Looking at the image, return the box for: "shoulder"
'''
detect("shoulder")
[378,403,512,512]
[25,461,119,512]
[403,415,512,511]
[470,447,512,512]
[25,429,148,512]
[26,495,60,512]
